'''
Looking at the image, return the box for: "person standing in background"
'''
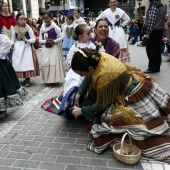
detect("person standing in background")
[0,2,16,60]
[73,10,86,25]
[56,11,65,28]
[39,12,65,86]
[144,0,166,73]
[96,0,130,63]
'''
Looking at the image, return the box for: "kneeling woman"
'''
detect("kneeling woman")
[71,48,170,162]
[0,34,27,118]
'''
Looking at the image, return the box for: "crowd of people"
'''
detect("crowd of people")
[0,0,170,164]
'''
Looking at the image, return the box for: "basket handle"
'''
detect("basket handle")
[120,133,132,155]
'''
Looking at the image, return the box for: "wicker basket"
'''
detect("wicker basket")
[113,133,141,164]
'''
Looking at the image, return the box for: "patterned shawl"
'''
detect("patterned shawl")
[14,24,30,41]
[92,52,147,126]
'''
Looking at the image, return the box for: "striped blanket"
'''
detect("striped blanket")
[87,80,170,163]
[41,86,78,117]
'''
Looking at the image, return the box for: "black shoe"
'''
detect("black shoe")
[144,69,160,73]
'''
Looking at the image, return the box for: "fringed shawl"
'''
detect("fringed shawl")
[92,52,129,108]
[92,52,148,126]
[14,24,30,41]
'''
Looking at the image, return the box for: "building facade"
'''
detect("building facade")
[3,0,45,19]
[135,0,169,17]
[48,0,84,17]
[2,0,84,19]
[84,0,135,18]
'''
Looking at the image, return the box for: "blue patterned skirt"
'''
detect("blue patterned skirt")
[62,37,75,57]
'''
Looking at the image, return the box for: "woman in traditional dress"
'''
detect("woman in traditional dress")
[91,18,120,59]
[62,14,76,59]
[96,0,130,63]
[39,12,65,85]
[11,13,40,87]
[0,2,16,60]
[0,34,27,118]
[71,48,170,162]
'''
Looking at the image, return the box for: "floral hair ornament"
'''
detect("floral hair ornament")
[92,55,95,59]
[78,49,88,58]
[92,55,99,61]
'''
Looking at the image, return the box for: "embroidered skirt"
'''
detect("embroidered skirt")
[16,45,40,78]
[0,59,27,111]
[41,44,65,84]
[87,80,170,163]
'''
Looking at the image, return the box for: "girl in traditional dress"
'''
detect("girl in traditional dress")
[65,24,105,95]
[0,2,16,60]
[41,24,104,116]
[62,14,76,59]
[71,47,170,162]
[39,12,65,85]
[11,13,40,87]
[0,34,27,118]
[96,0,130,63]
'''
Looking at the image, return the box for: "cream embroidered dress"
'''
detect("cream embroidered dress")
[39,22,65,84]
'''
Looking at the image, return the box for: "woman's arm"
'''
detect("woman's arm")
[75,77,90,106]
[53,25,63,43]
[112,41,120,59]
[11,29,16,45]
[77,77,89,95]
[121,12,130,27]
[0,34,11,57]
[66,44,75,66]
[61,24,66,39]
[96,11,106,20]
[72,101,104,121]
[39,28,46,44]
[27,28,36,43]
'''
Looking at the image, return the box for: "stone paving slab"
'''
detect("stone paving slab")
[0,47,169,170]
[0,84,144,170]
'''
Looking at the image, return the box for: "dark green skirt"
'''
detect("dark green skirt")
[0,59,27,111]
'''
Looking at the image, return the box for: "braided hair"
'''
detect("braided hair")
[71,48,101,72]
[72,24,87,41]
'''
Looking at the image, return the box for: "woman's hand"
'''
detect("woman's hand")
[94,40,102,48]
[48,39,55,46]
[72,107,82,119]
[24,39,29,44]
[10,44,14,50]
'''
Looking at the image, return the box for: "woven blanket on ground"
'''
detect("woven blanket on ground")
[87,80,170,163]
[41,86,78,117]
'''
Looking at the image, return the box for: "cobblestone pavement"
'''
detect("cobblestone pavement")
[0,47,169,170]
